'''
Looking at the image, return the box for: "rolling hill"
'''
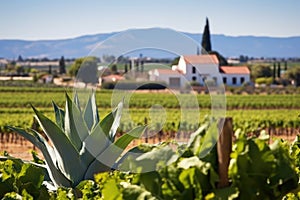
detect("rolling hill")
[0,28,299,59]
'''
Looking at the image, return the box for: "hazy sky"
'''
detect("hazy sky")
[1,0,299,40]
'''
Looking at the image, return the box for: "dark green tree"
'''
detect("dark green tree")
[59,56,66,74]
[124,64,128,73]
[111,64,118,74]
[171,56,180,66]
[69,57,98,84]
[277,62,281,78]
[17,55,23,62]
[251,65,272,80]
[69,58,84,77]
[129,61,132,71]
[201,18,212,54]
[284,61,288,71]
[48,65,52,74]
[77,57,98,84]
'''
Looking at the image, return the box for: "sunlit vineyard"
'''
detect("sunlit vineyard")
[0,86,299,138]
[1,86,300,199]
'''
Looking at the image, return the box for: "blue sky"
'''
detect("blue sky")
[1,0,299,40]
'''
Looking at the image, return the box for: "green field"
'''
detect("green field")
[0,86,299,133]
[0,85,300,198]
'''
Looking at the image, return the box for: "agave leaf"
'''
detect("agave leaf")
[52,101,65,130]
[80,106,122,170]
[95,126,146,170]
[83,159,111,180]
[109,101,123,141]
[64,94,90,150]
[32,106,86,185]
[6,126,72,187]
[83,92,99,131]
[73,91,81,112]
[98,102,122,141]
[82,121,112,162]
[114,126,147,149]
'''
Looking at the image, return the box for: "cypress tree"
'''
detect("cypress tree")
[48,65,52,74]
[277,62,281,78]
[284,61,288,71]
[59,56,66,74]
[124,64,128,73]
[201,18,212,54]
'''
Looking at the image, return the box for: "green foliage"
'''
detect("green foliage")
[201,18,212,54]
[76,57,99,83]
[285,66,300,86]
[111,64,118,74]
[170,56,180,66]
[250,64,273,79]
[8,92,146,188]
[0,158,49,199]
[1,118,300,199]
[59,56,66,74]
[68,58,83,77]
[69,57,99,83]
[255,77,273,85]
[229,131,299,199]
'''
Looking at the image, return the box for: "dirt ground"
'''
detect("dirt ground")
[0,140,43,161]
[0,133,297,162]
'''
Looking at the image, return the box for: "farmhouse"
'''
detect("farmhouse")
[149,54,250,88]
[220,66,250,86]
[148,68,185,88]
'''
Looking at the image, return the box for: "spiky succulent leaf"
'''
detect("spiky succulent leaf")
[32,106,86,185]
[109,101,123,141]
[6,126,72,187]
[64,94,90,151]
[83,92,99,131]
[82,122,111,161]
[80,106,122,173]
[52,101,65,130]
[9,92,145,188]
[80,103,124,172]
[97,101,123,143]
[73,91,81,112]
[95,126,146,170]
[83,159,111,180]
[114,126,147,149]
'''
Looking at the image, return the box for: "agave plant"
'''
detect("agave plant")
[8,92,146,188]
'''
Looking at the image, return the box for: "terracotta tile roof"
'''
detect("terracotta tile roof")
[183,54,219,65]
[155,69,182,75]
[220,66,250,74]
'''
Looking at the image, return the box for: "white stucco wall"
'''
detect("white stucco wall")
[177,56,222,85]
[185,63,222,85]
[177,56,187,74]
[148,69,186,88]
[221,74,250,86]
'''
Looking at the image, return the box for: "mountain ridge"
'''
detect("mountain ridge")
[0,28,299,59]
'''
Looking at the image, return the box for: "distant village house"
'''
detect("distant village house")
[148,54,250,88]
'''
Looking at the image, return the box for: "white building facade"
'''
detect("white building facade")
[220,66,250,86]
[177,55,222,85]
[149,54,250,88]
[148,68,186,88]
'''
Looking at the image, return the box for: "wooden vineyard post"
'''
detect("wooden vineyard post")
[217,117,233,188]
[144,117,148,143]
